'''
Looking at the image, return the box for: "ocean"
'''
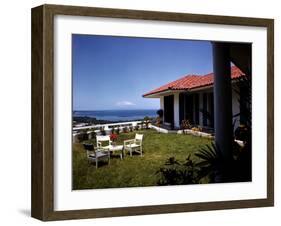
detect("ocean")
[73,109,157,122]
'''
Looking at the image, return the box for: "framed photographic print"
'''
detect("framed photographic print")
[31,4,274,221]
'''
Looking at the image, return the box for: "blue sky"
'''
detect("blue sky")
[72,35,213,110]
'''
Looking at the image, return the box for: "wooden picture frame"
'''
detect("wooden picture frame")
[31,4,274,221]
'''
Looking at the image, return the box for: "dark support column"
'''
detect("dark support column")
[212,42,233,161]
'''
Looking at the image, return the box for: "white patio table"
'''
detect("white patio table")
[107,145,124,160]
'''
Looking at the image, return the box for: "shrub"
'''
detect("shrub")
[77,132,88,143]
[156,109,164,118]
[110,133,118,142]
[156,156,201,185]
[156,116,162,126]
[100,126,106,136]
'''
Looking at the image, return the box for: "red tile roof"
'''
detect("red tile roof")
[143,66,245,97]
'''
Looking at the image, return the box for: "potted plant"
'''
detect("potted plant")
[100,126,106,136]
[77,131,88,143]
[143,116,150,129]
[111,127,115,134]
[88,129,96,140]
[123,126,128,133]
[135,124,139,131]
[234,124,248,141]
[181,119,191,134]
[116,126,120,134]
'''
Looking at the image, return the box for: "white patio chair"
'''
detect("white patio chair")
[124,133,143,156]
[96,135,124,159]
[96,135,112,150]
[83,143,110,169]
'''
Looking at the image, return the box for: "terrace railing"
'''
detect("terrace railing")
[73,121,148,143]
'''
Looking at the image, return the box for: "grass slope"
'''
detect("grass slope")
[73,129,211,190]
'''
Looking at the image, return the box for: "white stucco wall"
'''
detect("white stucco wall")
[160,96,164,110]
[173,93,180,128]
[161,88,241,130]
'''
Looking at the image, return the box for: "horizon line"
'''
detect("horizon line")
[73,108,159,111]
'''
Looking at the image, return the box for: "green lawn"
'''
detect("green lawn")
[73,129,212,190]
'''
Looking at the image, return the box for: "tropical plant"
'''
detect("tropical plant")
[195,142,231,183]
[195,140,251,183]
[233,73,252,128]
[156,156,201,185]
[194,72,252,183]
[233,72,252,181]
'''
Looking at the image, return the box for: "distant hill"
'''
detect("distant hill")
[73,116,111,125]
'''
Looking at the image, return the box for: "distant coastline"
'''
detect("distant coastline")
[73,109,157,125]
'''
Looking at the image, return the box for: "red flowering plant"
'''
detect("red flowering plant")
[110,133,118,143]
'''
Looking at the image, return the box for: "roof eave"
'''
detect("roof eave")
[143,89,188,98]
